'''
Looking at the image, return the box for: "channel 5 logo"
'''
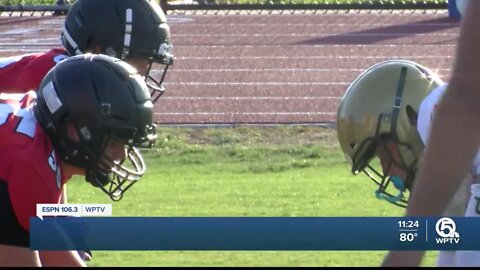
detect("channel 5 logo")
[435,217,460,244]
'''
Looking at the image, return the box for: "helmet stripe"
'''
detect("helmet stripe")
[42,81,62,114]
[123,8,133,58]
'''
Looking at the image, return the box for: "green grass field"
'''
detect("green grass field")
[65,126,439,267]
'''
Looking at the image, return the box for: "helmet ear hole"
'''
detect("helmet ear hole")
[66,123,81,143]
[349,143,356,149]
[378,133,390,142]
[406,105,418,127]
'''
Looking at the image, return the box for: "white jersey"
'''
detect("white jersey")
[418,83,480,267]
[417,83,480,177]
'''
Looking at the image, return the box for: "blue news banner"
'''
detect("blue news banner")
[30,217,479,251]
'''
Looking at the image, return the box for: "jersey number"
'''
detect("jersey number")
[0,93,36,138]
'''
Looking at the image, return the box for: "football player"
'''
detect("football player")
[0,0,174,103]
[416,80,480,267]
[336,59,479,266]
[0,54,157,266]
[382,1,480,266]
[0,1,172,260]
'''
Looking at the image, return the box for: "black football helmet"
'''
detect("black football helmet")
[33,54,157,201]
[61,0,174,102]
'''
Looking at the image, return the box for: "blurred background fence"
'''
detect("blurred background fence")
[0,0,450,16]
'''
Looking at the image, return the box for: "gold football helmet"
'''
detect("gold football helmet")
[336,59,444,207]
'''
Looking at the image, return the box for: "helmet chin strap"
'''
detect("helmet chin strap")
[375,176,406,203]
[374,66,409,204]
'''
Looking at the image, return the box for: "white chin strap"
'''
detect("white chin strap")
[62,23,83,55]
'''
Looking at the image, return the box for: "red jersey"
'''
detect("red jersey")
[0,91,67,231]
[0,49,69,93]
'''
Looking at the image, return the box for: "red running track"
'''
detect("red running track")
[0,11,460,125]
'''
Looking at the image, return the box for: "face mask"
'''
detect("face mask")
[374,176,406,203]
